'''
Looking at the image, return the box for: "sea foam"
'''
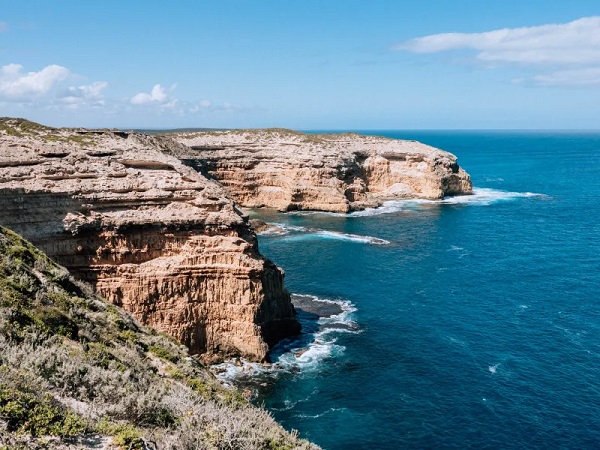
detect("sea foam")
[291,187,549,218]
[211,294,359,387]
[258,223,390,245]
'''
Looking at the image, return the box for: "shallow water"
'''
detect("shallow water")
[241,131,600,449]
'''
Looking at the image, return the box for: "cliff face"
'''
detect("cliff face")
[0,226,318,449]
[172,129,473,213]
[0,118,299,361]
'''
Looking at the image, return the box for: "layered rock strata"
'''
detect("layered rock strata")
[0,118,299,360]
[172,129,473,213]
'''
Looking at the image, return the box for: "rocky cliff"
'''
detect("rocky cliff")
[0,226,317,449]
[0,118,299,361]
[171,129,472,213]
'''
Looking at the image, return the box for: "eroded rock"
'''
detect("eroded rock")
[172,129,473,212]
[0,118,300,361]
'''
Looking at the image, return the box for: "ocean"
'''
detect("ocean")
[216,131,600,449]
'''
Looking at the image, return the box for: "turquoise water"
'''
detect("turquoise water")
[241,132,600,449]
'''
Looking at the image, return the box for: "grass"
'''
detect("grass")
[0,227,319,449]
[170,127,382,150]
[0,117,98,146]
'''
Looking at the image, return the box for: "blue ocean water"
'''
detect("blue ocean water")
[238,131,600,449]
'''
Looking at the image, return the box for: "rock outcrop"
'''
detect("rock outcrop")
[171,129,472,213]
[0,118,299,361]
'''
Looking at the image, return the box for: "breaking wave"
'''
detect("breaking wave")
[339,187,549,217]
[211,294,359,392]
[257,223,390,245]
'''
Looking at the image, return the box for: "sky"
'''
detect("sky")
[1,1,600,129]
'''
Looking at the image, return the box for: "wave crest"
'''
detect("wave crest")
[346,187,550,217]
[211,295,359,387]
[257,223,390,245]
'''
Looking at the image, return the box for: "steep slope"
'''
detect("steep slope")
[0,118,300,361]
[0,226,317,449]
[171,129,472,213]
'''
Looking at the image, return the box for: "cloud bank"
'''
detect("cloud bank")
[0,63,109,108]
[0,64,70,99]
[395,16,600,86]
[0,63,248,124]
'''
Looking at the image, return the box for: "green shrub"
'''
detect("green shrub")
[31,306,78,339]
[95,420,144,449]
[0,384,87,437]
[148,345,179,363]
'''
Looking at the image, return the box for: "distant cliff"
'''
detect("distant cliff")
[171,129,472,213]
[0,118,299,362]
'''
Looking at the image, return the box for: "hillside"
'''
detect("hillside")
[0,226,317,449]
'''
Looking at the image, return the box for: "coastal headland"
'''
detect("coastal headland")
[172,128,472,213]
[0,118,472,361]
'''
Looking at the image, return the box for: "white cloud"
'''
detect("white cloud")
[0,63,70,99]
[0,65,249,121]
[64,81,108,100]
[59,81,108,109]
[194,99,241,112]
[395,16,600,86]
[131,84,169,105]
[532,68,600,87]
[397,17,600,65]
[0,63,109,113]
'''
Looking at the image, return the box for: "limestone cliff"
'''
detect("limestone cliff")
[171,129,473,213]
[0,118,299,361]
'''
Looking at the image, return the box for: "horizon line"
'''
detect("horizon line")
[132,127,600,132]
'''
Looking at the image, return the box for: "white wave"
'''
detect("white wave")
[294,407,347,419]
[293,187,549,217]
[212,341,346,384]
[344,202,413,217]
[437,188,548,205]
[257,223,307,236]
[313,230,390,245]
[212,295,359,384]
[277,230,390,245]
[260,223,390,245]
[489,364,499,374]
[276,340,346,370]
[313,296,358,327]
[269,390,318,412]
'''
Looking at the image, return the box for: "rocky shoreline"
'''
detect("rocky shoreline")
[0,226,318,449]
[0,118,471,362]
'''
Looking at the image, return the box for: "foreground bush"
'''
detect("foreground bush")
[0,227,317,449]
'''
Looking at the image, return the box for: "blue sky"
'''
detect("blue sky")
[1,1,599,129]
